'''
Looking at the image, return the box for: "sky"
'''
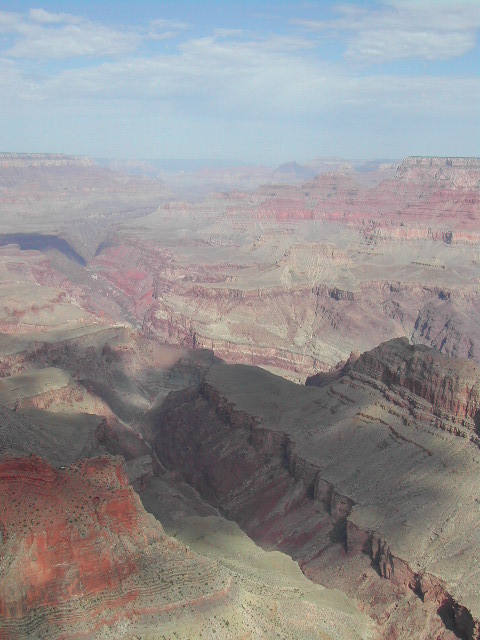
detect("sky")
[0,0,479,163]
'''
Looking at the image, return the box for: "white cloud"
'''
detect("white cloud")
[39,35,327,109]
[0,10,191,60]
[8,22,140,59]
[20,32,472,128]
[0,4,477,160]
[146,18,190,42]
[348,29,477,62]
[0,57,23,89]
[149,18,189,31]
[384,0,480,32]
[147,31,180,42]
[28,8,81,25]
[0,9,141,59]
[293,0,480,62]
[0,10,22,33]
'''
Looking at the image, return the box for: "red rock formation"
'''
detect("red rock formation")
[222,157,480,236]
[85,156,479,377]
[350,337,480,436]
[0,455,231,639]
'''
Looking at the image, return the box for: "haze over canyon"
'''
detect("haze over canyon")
[0,151,478,640]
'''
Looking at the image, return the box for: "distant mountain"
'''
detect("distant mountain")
[273,161,316,180]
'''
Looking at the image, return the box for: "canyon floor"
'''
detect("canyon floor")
[0,153,479,639]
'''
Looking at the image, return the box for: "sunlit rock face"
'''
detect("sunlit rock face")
[149,339,480,639]
[0,455,373,640]
[0,455,228,639]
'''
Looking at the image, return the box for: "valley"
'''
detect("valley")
[0,153,478,639]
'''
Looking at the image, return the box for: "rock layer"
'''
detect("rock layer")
[105,155,480,377]
[0,154,478,378]
[149,339,480,639]
[0,455,371,640]
[0,455,231,638]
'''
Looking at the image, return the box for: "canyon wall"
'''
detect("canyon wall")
[149,339,480,639]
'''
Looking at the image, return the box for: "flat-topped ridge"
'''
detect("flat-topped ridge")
[0,153,95,168]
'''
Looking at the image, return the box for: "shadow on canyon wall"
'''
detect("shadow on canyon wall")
[0,234,86,266]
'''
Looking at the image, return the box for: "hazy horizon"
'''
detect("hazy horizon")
[1,151,403,164]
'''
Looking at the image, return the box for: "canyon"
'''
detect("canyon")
[1,454,372,639]
[149,338,480,639]
[0,153,478,638]
[99,155,480,379]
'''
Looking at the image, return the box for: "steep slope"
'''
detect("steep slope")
[0,455,372,640]
[147,339,480,639]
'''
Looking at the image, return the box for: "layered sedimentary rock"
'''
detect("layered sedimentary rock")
[309,338,480,438]
[350,338,480,434]
[0,455,228,639]
[87,155,478,378]
[1,154,479,638]
[0,154,478,378]
[148,338,480,639]
[0,153,172,264]
[0,455,371,640]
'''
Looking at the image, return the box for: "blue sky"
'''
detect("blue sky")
[0,1,479,163]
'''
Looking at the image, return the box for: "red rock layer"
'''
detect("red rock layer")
[350,338,480,435]
[0,456,144,620]
[227,157,480,237]
[0,455,229,639]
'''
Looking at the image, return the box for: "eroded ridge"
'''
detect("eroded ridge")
[150,339,480,639]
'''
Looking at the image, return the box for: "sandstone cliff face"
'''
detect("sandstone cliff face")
[351,338,480,434]
[148,340,480,640]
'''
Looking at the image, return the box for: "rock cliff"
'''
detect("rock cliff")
[350,338,480,436]
[148,339,480,639]
[0,454,371,640]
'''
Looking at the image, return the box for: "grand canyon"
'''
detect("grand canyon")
[0,152,479,640]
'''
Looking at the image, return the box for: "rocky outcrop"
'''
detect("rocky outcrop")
[350,338,480,437]
[0,455,239,639]
[346,522,479,640]
[148,341,480,639]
